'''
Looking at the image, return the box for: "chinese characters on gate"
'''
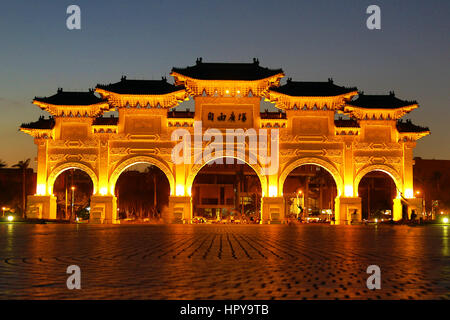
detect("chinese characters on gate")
[207,112,247,122]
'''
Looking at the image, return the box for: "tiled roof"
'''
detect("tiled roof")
[97,76,184,95]
[34,89,105,105]
[397,119,429,133]
[167,110,195,118]
[334,118,360,128]
[171,58,283,81]
[21,116,55,129]
[260,111,287,119]
[92,116,119,125]
[347,92,417,109]
[270,78,357,97]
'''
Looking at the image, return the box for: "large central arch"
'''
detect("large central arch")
[109,155,175,195]
[278,157,344,197]
[186,155,268,197]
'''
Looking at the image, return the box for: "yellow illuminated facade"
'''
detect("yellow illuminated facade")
[20,59,429,224]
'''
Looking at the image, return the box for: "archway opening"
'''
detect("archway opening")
[191,159,262,223]
[53,169,93,221]
[283,164,337,223]
[114,163,170,222]
[358,171,397,221]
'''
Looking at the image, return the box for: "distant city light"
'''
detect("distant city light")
[7,215,14,222]
[443,217,449,224]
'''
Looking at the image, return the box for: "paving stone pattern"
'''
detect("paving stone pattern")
[0,224,449,299]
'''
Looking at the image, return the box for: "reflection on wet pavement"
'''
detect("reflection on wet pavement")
[0,224,449,299]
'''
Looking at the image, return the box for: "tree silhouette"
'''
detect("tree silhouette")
[0,160,7,168]
[12,158,30,218]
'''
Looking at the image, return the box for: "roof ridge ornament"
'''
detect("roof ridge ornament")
[328,78,333,84]
[253,58,259,65]
[196,57,203,65]
[121,75,127,82]
[57,87,63,93]
[389,90,395,96]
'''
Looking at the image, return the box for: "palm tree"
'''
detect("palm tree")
[0,160,6,168]
[431,171,443,195]
[13,159,30,218]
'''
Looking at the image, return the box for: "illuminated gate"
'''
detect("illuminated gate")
[20,58,429,224]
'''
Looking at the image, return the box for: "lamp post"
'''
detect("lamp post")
[416,190,425,220]
[2,207,5,217]
[71,186,75,221]
[296,189,303,221]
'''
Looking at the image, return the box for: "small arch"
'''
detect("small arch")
[354,164,402,196]
[279,157,343,196]
[47,162,98,195]
[109,155,175,195]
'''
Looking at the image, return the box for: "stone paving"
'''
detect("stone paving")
[0,223,449,300]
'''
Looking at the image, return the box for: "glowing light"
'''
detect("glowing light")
[268,185,278,197]
[99,187,108,196]
[236,90,240,94]
[176,185,185,196]
[225,89,230,94]
[374,218,378,223]
[71,186,76,191]
[404,189,414,198]
[36,184,46,195]
[344,185,353,197]
[416,191,421,195]
[7,215,14,222]
[443,217,449,224]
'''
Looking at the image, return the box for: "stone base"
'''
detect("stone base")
[393,198,403,221]
[261,197,285,224]
[335,197,362,225]
[26,195,57,219]
[167,196,191,224]
[90,195,118,224]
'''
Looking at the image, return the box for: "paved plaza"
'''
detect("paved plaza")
[0,223,449,300]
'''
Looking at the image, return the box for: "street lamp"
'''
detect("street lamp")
[2,207,5,217]
[71,186,75,220]
[296,189,303,221]
[415,190,425,219]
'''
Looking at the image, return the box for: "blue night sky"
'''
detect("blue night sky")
[0,0,449,168]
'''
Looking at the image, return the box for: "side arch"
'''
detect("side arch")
[354,164,403,196]
[109,155,175,195]
[185,155,268,197]
[278,157,344,196]
[47,162,98,195]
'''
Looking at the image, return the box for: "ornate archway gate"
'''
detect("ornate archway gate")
[20,59,429,224]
